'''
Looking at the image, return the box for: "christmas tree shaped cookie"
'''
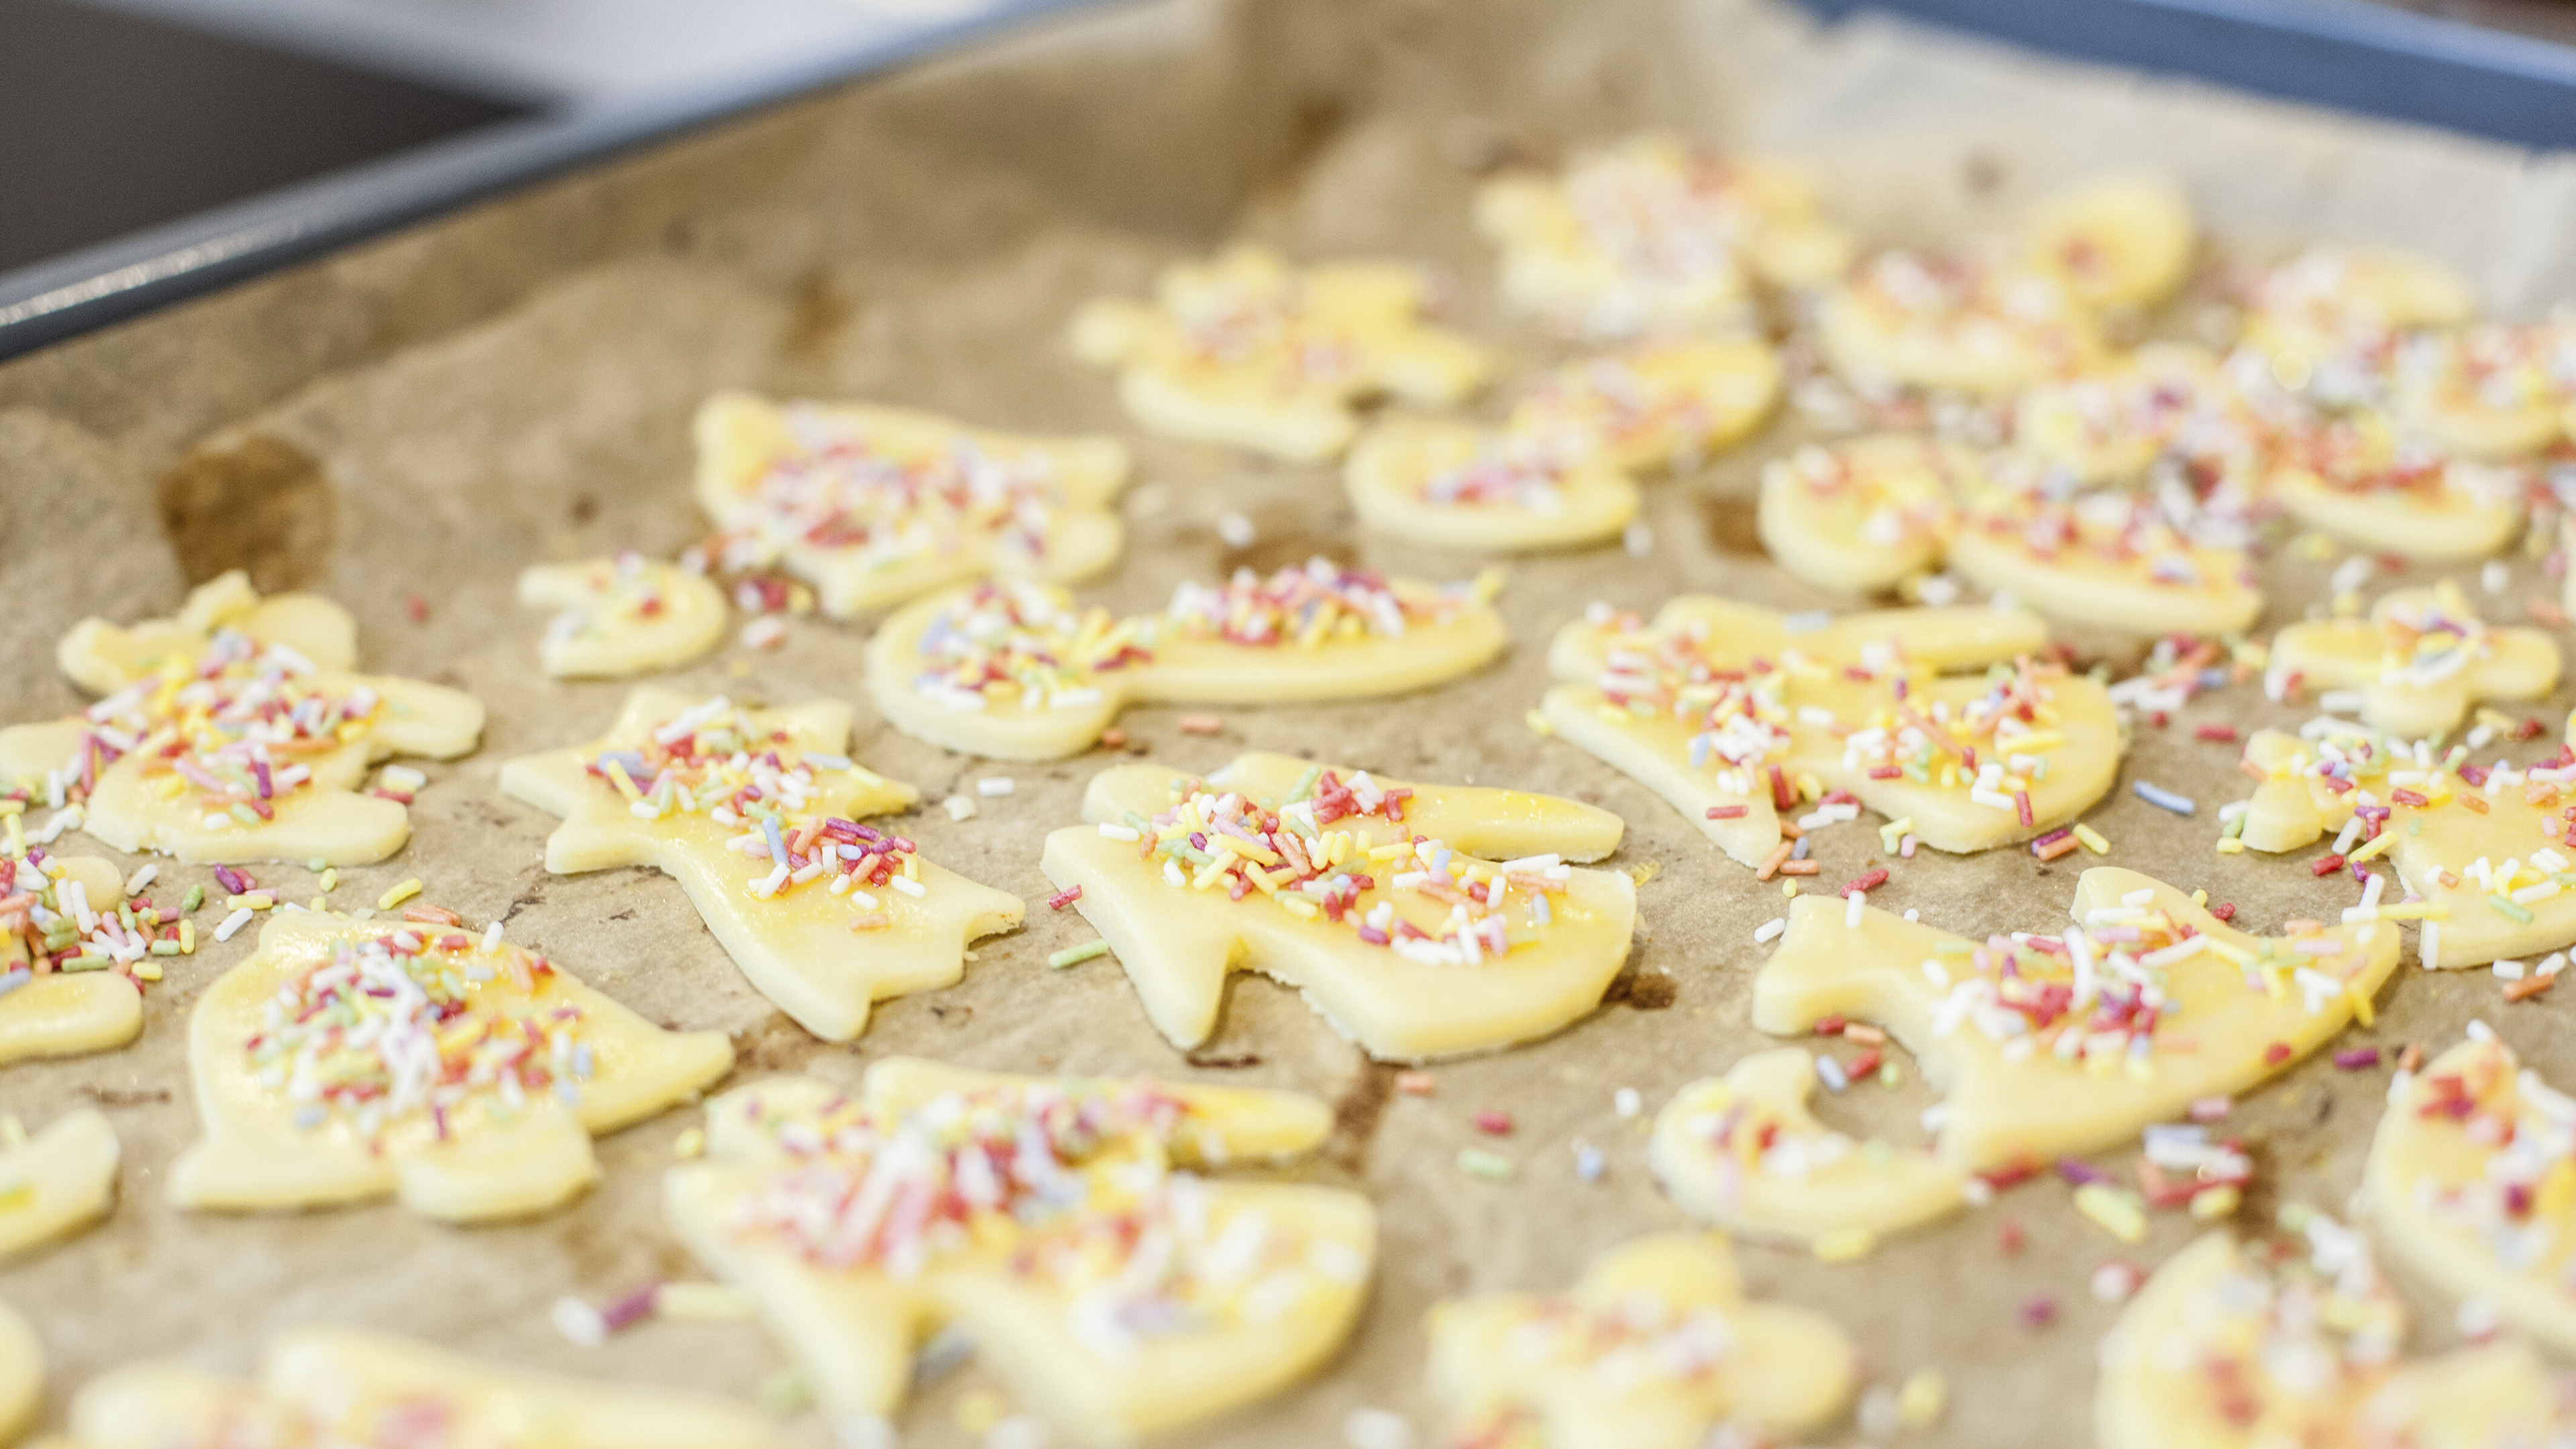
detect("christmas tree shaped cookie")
[867,562,1507,761]
[1069,246,1488,461]
[1426,1233,1858,1449]
[2393,321,2569,461]
[1756,434,1971,593]
[0,1109,119,1259]
[694,392,1130,619]
[60,1328,778,1449]
[1540,596,2119,865]
[1754,868,2399,1173]
[2099,1217,2575,1449]
[519,551,727,678]
[1042,753,1633,1061]
[1342,421,1638,553]
[0,572,484,866]
[170,908,733,1222]
[500,689,1022,1041]
[2366,1033,2576,1355]
[663,1059,1373,1449]
[1505,339,1782,473]
[2018,174,2197,312]
[2267,411,2528,561]
[0,1300,34,1448]
[1650,1048,1964,1258]
[1,854,144,1066]
[2267,582,2558,737]
[1474,132,1857,338]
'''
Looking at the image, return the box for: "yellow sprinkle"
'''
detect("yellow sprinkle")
[1782,881,1799,898]
[2191,888,2208,908]
[604,759,642,801]
[1898,1369,1948,1429]
[674,1126,706,1159]
[180,920,195,953]
[377,879,423,910]
[1524,709,1554,737]
[133,961,162,983]
[2190,1184,2242,1221]
[2216,837,2245,855]
[319,867,337,894]
[1628,860,1660,888]
[2074,1183,2147,1243]
[2348,830,2397,864]
[2073,823,2109,855]
[654,1281,757,1322]
[1812,1227,1877,1262]
[1277,896,1320,920]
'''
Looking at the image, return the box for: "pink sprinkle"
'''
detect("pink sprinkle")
[2188,1096,2231,1122]
[1474,1110,1513,1136]
[1046,885,1083,910]
[2055,1157,2114,1187]
[1175,714,1224,735]
[600,1283,661,1334]
[2194,723,2238,743]
[2334,1048,2381,1071]
[2019,1295,2059,1328]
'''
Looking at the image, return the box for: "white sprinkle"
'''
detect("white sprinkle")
[549,1297,608,1347]
[123,863,157,896]
[977,777,1016,798]
[1903,908,1920,922]
[2423,920,2443,971]
[943,795,978,822]
[890,875,927,899]
[214,907,254,943]
[1623,520,1654,557]
[2495,958,2528,980]
[1217,511,1256,548]
[380,764,427,793]
[1343,1407,1416,1449]
[1754,916,1788,944]
[1845,892,1866,928]
[1613,1087,1642,1119]
[2483,560,2512,595]
[1097,822,1140,842]
[481,920,504,953]
[739,615,788,651]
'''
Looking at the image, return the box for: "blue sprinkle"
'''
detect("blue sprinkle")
[2133,780,2196,816]
[1815,1055,1850,1093]
[1573,1139,1605,1183]
[0,967,25,998]
[763,817,788,863]
[1791,836,1811,861]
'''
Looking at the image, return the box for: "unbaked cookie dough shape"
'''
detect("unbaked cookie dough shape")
[2019,174,2197,313]
[1946,465,2265,637]
[1505,339,1783,474]
[60,1328,778,1449]
[2367,1033,2576,1355]
[694,392,1130,619]
[170,908,731,1223]
[1651,1048,1963,1258]
[2393,321,2571,461]
[1069,246,1488,462]
[0,1110,119,1259]
[0,571,484,867]
[1753,868,2400,1173]
[663,1060,1373,1449]
[2268,411,2528,561]
[2267,583,2559,738]
[519,552,727,678]
[2239,245,2479,407]
[1426,1232,1858,1449]
[0,1299,34,1448]
[1,855,142,1067]
[1473,132,1856,339]
[1756,434,1970,594]
[1042,753,1634,1061]
[1540,595,2120,865]
[500,688,1021,1042]
[2098,1221,2575,1449]
[1343,419,1638,553]
[1818,247,2100,398]
[2008,342,2238,485]
[866,563,1508,761]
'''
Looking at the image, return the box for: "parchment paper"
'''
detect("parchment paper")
[6,0,2576,1444]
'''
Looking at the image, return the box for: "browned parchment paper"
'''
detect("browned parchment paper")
[7,0,2576,1444]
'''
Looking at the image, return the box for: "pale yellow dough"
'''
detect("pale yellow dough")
[2267,584,2559,738]
[61,1327,777,1449]
[0,1300,36,1448]
[1426,1232,1858,1449]
[1505,339,1782,474]
[2020,174,2197,312]
[2098,1228,2575,1449]
[0,572,484,867]
[1756,434,1970,594]
[2394,322,2569,462]
[2365,1035,2576,1356]
[1752,868,2400,1173]
[865,573,1507,761]
[2010,343,2225,484]
[694,392,1129,618]
[1343,418,1638,553]
[1945,477,2265,637]
[2241,245,2479,379]
[1541,596,2121,863]
[0,1110,119,1260]
[1818,251,2099,398]
[1650,1048,1962,1256]
[500,688,1022,1041]
[1069,246,1487,461]
[663,1061,1373,1449]
[2270,451,2526,562]
[0,857,139,1066]
[518,555,727,678]
[1042,755,1634,1061]
[170,910,733,1222]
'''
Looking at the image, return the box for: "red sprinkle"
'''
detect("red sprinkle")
[2210,903,2237,922]
[405,594,430,625]
[1474,1110,1513,1136]
[2390,788,2428,808]
[1705,804,1749,820]
[1845,1049,1883,1080]
[1046,885,1083,910]
[1769,765,1794,812]
[1997,1218,2027,1257]
[2194,723,2238,742]
[1843,869,1889,895]
[1813,1014,1848,1037]
[2263,1042,2292,1065]
[2310,854,2346,877]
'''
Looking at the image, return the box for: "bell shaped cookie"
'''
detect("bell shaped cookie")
[867,562,1507,761]
[1042,753,1633,1061]
[694,392,1129,618]
[1,854,144,1066]
[0,1109,118,1260]
[0,572,483,867]
[2267,582,2558,738]
[663,1059,1373,1449]
[170,908,733,1222]
[500,688,1022,1041]
[519,552,727,678]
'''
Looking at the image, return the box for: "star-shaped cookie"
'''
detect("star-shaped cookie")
[519,552,728,678]
[0,1108,119,1259]
[663,1059,1373,1449]
[500,688,1022,1041]
[0,571,484,866]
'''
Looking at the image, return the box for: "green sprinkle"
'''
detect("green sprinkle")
[2490,895,2536,924]
[1288,765,1322,804]
[307,857,327,872]
[229,804,260,827]
[2408,820,2424,837]
[2033,757,2049,781]
[149,941,181,957]
[1456,1147,1514,1182]
[182,885,204,913]
[60,955,109,973]
[1049,940,1111,970]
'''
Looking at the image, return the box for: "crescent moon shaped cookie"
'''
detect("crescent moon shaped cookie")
[866,564,1507,761]
[1817,248,2100,398]
[518,552,727,678]
[1426,1232,1860,1449]
[1,855,144,1067]
[2393,322,2569,462]
[169,908,733,1223]
[1756,435,1971,594]
[2019,174,2197,312]
[0,1300,35,1448]
[62,1328,779,1449]
[1069,246,1488,462]
[1504,339,1783,474]
[1752,868,2400,1174]
[500,689,1022,1042]
[0,572,485,867]
[663,1061,1373,1449]
[1540,596,2120,863]
[1650,1048,1964,1258]
[2239,245,2479,407]
[1042,753,1633,1061]
[2268,414,2528,561]
[0,1109,119,1259]
[1473,133,1856,338]
[694,392,1130,619]
[2267,583,2559,738]
[1342,421,1639,553]
[2098,1221,2574,1449]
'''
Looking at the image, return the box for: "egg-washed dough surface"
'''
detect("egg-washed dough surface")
[13,0,2576,1446]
